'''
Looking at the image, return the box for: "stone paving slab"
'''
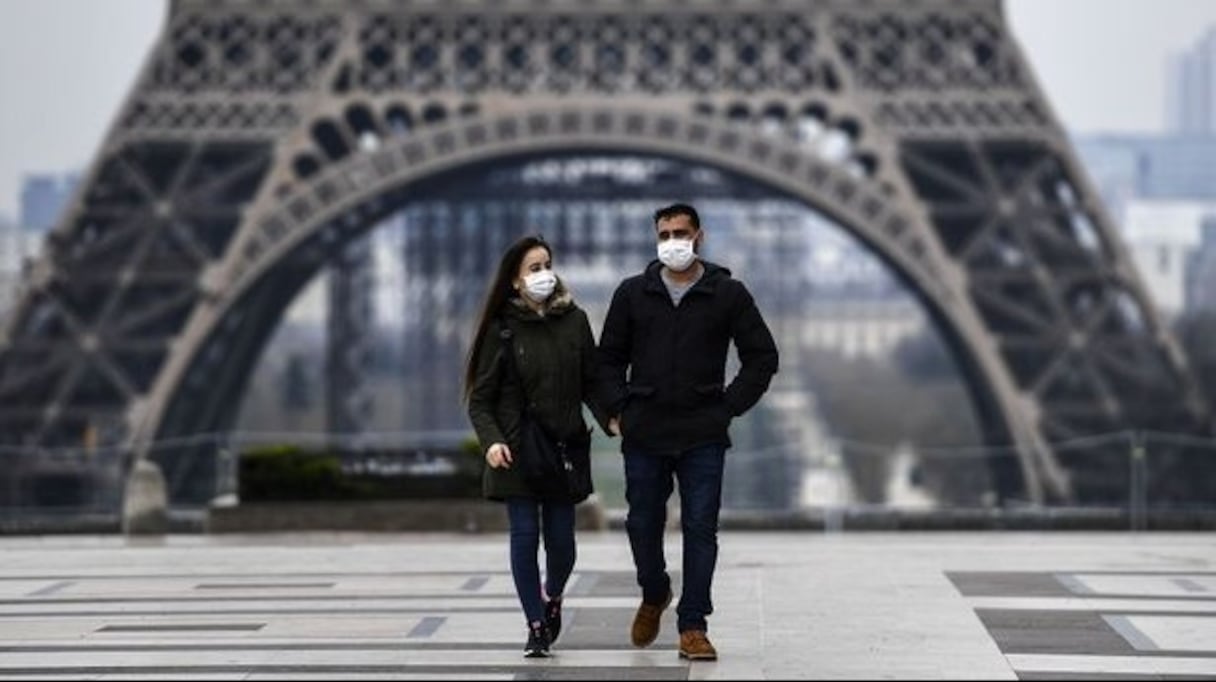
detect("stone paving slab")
[0,531,1212,679]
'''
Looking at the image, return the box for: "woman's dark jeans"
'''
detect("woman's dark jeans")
[506,498,577,626]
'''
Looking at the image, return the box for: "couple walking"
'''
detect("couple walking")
[465,203,780,660]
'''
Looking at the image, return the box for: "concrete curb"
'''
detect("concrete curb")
[207,496,609,533]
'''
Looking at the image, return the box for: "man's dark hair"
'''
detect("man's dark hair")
[653,203,700,230]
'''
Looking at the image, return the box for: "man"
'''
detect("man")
[598,203,779,661]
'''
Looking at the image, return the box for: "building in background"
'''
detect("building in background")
[1074,135,1216,226]
[1187,217,1216,313]
[799,299,926,360]
[1119,200,1216,317]
[0,213,16,271]
[1167,28,1216,135]
[1074,32,1216,322]
[0,213,19,320]
[18,172,80,260]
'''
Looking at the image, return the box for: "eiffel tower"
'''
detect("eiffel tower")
[2,0,1212,513]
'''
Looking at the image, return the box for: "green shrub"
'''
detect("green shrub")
[239,442,482,502]
[240,446,347,501]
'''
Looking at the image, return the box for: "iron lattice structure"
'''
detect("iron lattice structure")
[1,0,1212,504]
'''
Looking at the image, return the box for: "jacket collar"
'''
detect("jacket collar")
[642,259,730,296]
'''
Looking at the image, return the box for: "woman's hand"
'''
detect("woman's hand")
[486,442,513,469]
[608,417,622,437]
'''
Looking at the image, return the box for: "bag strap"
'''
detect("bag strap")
[498,317,574,446]
[500,317,578,464]
[496,316,532,415]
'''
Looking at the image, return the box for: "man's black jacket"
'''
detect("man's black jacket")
[597,259,779,455]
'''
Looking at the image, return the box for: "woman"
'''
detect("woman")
[465,235,609,658]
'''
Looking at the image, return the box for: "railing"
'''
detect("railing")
[1,429,1214,532]
[717,429,1216,531]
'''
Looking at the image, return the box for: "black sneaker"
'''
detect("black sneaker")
[544,598,563,644]
[524,621,551,658]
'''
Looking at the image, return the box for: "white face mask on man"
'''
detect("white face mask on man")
[657,238,697,272]
[521,270,557,302]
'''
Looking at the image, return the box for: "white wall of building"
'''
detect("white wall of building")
[800,299,926,360]
[1122,199,1216,316]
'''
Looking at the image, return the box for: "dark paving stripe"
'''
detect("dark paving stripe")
[513,667,686,681]
[3,593,515,605]
[1019,674,1216,681]
[976,609,1216,658]
[0,571,514,581]
[0,606,524,618]
[0,666,688,679]
[194,582,336,590]
[946,571,1075,598]
[0,641,645,652]
[1094,610,1216,617]
[406,616,446,638]
[460,576,489,592]
[948,571,1216,600]
[12,568,1212,582]
[25,581,73,597]
[977,609,1133,656]
[579,571,679,598]
[96,623,265,632]
[1173,578,1208,593]
[0,666,690,675]
[31,588,1201,607]
[1062,593,1216,602]
[1051,571,1216,576]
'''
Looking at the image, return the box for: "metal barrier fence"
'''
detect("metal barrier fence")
[1,429,1214,531]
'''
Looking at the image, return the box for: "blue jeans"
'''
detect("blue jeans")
[506,498,577,626]
[624,444,726,633]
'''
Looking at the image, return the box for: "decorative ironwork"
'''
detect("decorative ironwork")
[0,0,1209,505]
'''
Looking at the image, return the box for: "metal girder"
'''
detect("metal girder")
[0,0,1210,505]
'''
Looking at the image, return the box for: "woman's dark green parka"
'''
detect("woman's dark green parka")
[467,283,610,501]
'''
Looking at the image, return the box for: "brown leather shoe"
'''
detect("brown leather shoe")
[678,630,718,661]
[630,590,672,647]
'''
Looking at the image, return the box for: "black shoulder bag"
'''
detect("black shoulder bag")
[497,319,594,504]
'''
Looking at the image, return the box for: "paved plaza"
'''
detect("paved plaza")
[0,530,1212,679]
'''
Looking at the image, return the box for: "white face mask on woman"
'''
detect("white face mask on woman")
[657,238,697,272]
[521,270,557,302]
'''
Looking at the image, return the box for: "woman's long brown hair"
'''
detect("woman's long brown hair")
[462,235,551,402]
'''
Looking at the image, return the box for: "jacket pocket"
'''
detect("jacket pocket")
[693,383,725,408]
[621,385,655,436]
[694,384,731,428]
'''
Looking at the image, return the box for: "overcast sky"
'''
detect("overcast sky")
[1,0,1215,218]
